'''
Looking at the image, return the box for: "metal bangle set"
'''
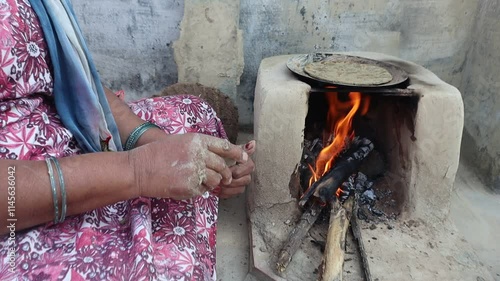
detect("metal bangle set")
[124,122,161,151]
[45,157,67,224]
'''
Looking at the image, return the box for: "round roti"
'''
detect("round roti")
[303,61,393,85]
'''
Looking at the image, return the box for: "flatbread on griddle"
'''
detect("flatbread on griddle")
[304,61,393,85]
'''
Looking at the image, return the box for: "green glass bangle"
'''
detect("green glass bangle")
[51,157,67,223]
[124,122,161,150]
[45,157,59,223]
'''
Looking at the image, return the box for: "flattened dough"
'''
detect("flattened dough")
[304,61,393,85]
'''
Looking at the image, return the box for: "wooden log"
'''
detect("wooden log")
[351,201,373,281]
[278,138,374,276]
[276,200,324,274]
[300,138,374,207]
[318,196,355,281]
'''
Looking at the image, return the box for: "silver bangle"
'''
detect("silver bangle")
[51,157,67,223]
[45,157,59,223]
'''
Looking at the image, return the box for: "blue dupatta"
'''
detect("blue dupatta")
[29,0,122,152]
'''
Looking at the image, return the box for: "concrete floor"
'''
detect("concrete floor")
[217,193,250,281]
[216,138,500,281]
[450,162,500,280]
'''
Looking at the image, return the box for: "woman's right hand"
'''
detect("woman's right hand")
[127,133,248,200]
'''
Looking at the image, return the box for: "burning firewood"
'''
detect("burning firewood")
[318,176,356,281]
[300,138,374,206]
[276,138,373,277]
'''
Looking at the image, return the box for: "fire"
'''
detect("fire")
[308,91,370,192]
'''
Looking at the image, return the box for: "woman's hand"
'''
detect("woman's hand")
[218,140,256,199]
[128,133,248,200]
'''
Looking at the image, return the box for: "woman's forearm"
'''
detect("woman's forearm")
[0,152,136,234]
[103,87,165,148]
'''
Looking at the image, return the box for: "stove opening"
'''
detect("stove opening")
[290,90,419,222]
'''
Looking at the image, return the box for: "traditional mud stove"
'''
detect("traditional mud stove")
[248,52,494,281]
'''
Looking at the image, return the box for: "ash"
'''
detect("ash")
[342,172,399,223]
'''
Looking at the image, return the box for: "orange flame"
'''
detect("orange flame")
[308,91,370,194]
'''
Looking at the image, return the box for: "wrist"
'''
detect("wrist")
[123,151,141,199]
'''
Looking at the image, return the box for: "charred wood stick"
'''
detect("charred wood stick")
[316,139,373,203]
[276,200,323,274]
[300,138,374,207]
[351,200,373,281]
[319,195,355,281]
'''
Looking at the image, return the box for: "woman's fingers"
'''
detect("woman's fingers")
[194,136,257,200]
[205,151,232,185]
[229,174,251,186]
[244,140,256,155]
[231,160,255,179]
[217,175,250,199]
[203,168,223,191]
[204,136,248,164]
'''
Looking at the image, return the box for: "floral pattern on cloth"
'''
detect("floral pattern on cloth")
[0,95,226,281]
[0,1,227,280]
[0,0,73,160]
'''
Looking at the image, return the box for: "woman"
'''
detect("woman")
[0,0,255,280]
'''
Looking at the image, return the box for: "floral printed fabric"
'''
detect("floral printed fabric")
[0,1,226,280]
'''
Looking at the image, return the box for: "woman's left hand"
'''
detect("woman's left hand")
[217,140,256,199]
